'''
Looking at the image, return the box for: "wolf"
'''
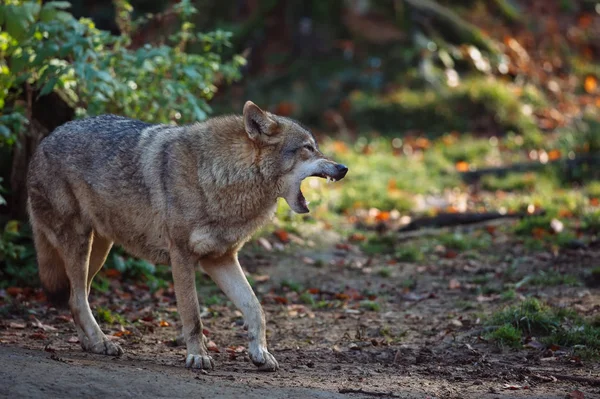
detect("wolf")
[26,101,348,371]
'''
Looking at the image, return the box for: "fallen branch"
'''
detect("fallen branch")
[339,387,401,397]
[530,373,600,387]
[460,155,600,183]
[398,212,524,232]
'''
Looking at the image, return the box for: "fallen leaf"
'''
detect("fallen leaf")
[448,279,461,290]
[113,330,132,337]
[568,390,585,399]
[159,320,170,327]
[105,269,121,278]
[9,322,26,329]
[273,230,289,243]
[273,296,288,305]
[348,233,366,242]
[502,384,522,390]
[6,287,22,297]
[444,250,458,259]
[455,161,469,172]
[30,332,47,340]
[207,341,219,353]
[67,336,79,343]
[584,75,597,93]
[532,227,546,239]
[548,149,561,161]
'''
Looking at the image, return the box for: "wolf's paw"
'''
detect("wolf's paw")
[82,337,123,356]
[185,354,214,370]
[250,348,279,372]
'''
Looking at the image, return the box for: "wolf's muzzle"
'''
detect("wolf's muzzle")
[333,164,348,180]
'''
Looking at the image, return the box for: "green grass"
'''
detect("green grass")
[436,232,491,251]
[486,298,600,358]
[300,291,316,306]
[360,300,381,312]
[481,172,537,192]
[487,324,522,348]
[526,270,580,287]
[395,246,425,262]
[351,77,543,145]
[96,307,127,325]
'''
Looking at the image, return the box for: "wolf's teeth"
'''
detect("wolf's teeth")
[305,201,310,206]
[326,176,331,183]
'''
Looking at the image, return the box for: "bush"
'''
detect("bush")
[0,0,244,287]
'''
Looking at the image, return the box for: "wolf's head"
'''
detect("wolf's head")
[243,101,348,214]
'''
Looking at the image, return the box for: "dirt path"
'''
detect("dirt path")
[0,346,359,399]
[0,345,576,399]
[2,228,600,398]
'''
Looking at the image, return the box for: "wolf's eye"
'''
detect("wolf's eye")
[303,144,314,152]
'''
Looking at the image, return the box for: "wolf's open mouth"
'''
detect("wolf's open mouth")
[294,173,339,213]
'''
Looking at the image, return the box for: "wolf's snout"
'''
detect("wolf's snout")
[334,164,348,180]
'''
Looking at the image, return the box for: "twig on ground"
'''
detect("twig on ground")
[530,373,600,387]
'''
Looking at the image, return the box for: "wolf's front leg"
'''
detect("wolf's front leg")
[170,250,214,370]
[202,253,279,371]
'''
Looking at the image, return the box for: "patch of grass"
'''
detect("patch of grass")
[437,232,491,251]
[487,323,522,348]
[481,172,537,192]
[471,274,492,285]
[526,270,580,287]
[96,307,127,325]
[514,215,555,236]
[351,77,543,144]
[486,298,600,358]
[204,295,224,306]
[501,289,517,301]
[362,235,396,255]
[395,246,424,262]
[400,278,417,290]
[281,279,303,293]
[488,298,575,335]
[585,181,600,198]
[360,300,381,312]
[543,326,600,359]
[378,267,392,278]
[582,210,600,233]
[91,276,111,293]
[300,291,316,306]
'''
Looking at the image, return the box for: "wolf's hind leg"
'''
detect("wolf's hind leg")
[87,233,113,296]
[202,253,279,371]
[62,228,122,356]
[170,249,214,370]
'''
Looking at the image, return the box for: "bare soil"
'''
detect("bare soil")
[1,228,599,399]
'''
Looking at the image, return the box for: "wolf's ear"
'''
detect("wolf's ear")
[243,101,278,142]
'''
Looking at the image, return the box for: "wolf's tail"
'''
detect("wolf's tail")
[31,218,70,307]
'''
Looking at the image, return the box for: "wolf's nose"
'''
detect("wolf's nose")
[335,164,348,179]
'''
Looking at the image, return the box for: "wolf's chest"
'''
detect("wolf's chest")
[189,205,277,257]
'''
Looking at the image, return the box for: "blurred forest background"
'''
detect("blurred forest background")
[1,0,600,382]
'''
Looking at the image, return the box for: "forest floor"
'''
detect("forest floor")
[1,222,599,399]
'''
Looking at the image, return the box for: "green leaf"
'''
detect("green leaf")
[0,124,10,138]
[39,76,59,96]
[43,1,72,10]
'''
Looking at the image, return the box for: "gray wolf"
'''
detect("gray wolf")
[26,101,348,371]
